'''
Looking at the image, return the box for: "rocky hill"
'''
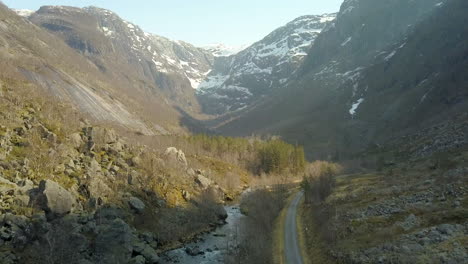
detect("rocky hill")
[197,14,336,115]
[0,78,248,263]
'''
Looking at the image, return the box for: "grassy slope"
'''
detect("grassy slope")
[305,149,468,262]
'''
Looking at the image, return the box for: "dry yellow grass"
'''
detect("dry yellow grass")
[272,196,288,264]
[296,197,312,264]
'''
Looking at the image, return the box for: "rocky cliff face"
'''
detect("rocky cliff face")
[197,14,336,115]
[29,6,214,114]
[215,0,460,159]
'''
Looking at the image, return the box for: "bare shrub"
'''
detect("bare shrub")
[227,186,287,264]
[303,161,342,204]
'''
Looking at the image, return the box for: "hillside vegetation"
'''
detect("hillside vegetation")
[0,79,306,264]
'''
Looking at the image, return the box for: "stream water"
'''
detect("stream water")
[160,205,244,264]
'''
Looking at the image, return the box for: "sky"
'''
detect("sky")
[4,0,343,47]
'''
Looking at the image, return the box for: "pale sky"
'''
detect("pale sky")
[4,0,343,47]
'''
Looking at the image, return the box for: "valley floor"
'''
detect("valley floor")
[301,155,468,263]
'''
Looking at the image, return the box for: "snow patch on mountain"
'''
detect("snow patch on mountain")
[203,43,248,57]
[349,98,364,116]
[13,9,35,17]
[83,6,213,89]
[197,13,337,114]
[341,36,352,46]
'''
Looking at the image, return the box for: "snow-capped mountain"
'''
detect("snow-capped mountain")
[196,14,336,115]
[215,0,454,157]
[29,6,214,113]
[203,43,248,57]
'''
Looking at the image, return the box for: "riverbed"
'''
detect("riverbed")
[160,205,244,263]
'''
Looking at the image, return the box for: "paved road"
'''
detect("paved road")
[284,191,304,264]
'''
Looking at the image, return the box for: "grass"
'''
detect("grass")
[272,193,291,264]
[299,203,336,264]
[296,197,312,264]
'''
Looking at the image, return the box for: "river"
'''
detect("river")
[160,205,244,263]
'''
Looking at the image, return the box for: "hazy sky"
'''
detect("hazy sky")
[4,0,343,47]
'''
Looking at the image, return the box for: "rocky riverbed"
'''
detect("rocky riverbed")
[160,205,244,264]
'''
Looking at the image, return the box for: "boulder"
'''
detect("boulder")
[164,147,187,167]
[0,176,16,194]
[128,197,145,213]
[89,127,118,144]
[69,133,83,149]
[133,242,159,263]
[94,219,134,263]
[195,175,212,189]
[215,205,228,221]
[108,141,124,155]
[88,176,112,200]
[141,246,159,263]
[128,170,140,185]
[130,156,142,167]
[89,159,102,174]
[38,180,74,218]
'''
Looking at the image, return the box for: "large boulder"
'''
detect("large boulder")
[38,180,74,218]
[128,197,145,214]
[164,147,187,167]
[215,205,228,221]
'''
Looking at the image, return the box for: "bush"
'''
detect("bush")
[227,186,287,264]
[302,161,342,204]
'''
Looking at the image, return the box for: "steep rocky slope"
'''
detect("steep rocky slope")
[1,4,165,135]
[29,6,214,113]
[216,0,460,159]
[197,14,336,114]
[0,78,250,264]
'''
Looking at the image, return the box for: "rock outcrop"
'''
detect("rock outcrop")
[38,180,75,218]
[164,147,188,167]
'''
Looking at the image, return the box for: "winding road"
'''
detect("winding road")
[284,191,305,264]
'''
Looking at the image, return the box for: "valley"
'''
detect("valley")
[1,0,467,263]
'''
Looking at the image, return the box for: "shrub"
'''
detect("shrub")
[302,161,342,204]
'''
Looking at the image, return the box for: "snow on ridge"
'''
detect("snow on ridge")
[198,74,230,92]
[384,50,397,61]
[203,43,248,57]
[13,9,35,17]
[320,15,337,23]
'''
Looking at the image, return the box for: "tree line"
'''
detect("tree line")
[185,134,306,176]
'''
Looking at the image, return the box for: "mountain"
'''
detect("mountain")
[29,6,214,112]
[0,4,167,135]
[203,43,248,57]
[214,0,460,159]
[196,14,336,115]
[1,5,225,136]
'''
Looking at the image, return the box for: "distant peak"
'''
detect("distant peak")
[13,9,35,17]
[202,43,249,57]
